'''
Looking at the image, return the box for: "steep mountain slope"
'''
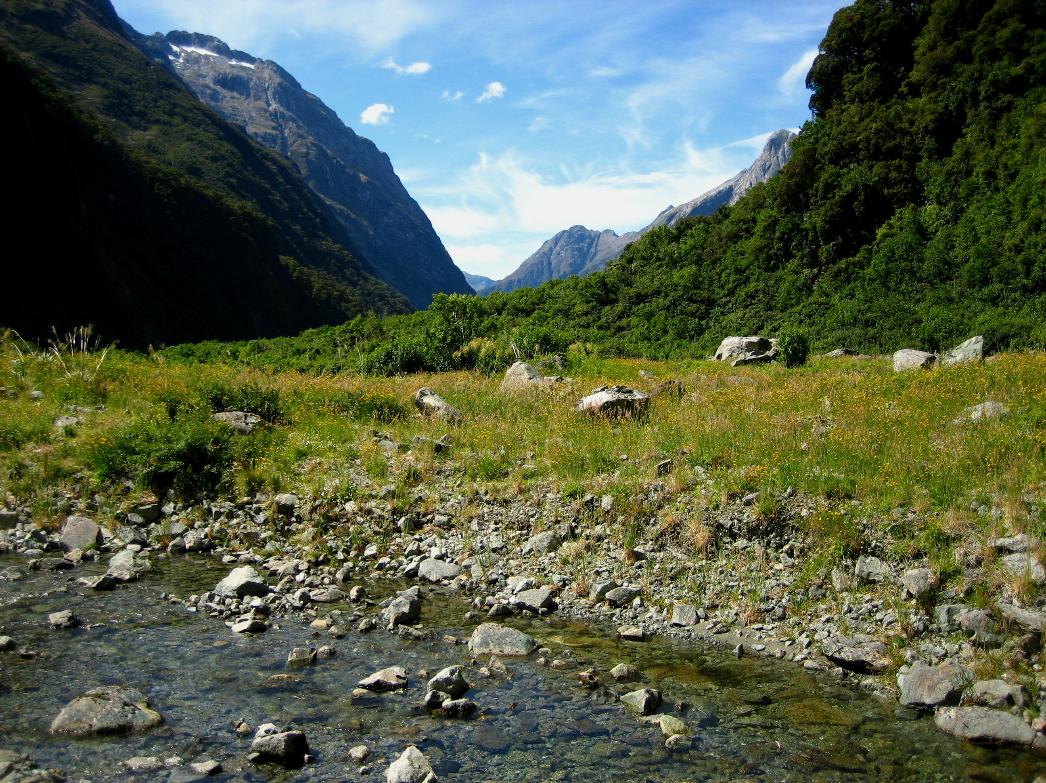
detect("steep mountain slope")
[489,131,795,293]
[462,272,497,294]
[0,0,408,347]
[132,30,473,308]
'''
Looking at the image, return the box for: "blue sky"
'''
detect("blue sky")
[113,1,845,278]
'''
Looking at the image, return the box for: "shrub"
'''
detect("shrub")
[777,327,811,368]
[198,379,286,423]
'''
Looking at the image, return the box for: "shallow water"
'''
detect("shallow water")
[0,553,1044,782]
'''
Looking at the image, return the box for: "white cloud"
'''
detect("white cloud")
[777,48,818,98]
[441,89,464,102]
[380,57,432,75]
[446,243,511,275]
[477,81,506,103]
[588,65,621,78]
[528,116,548,134]
[360,102,394,125]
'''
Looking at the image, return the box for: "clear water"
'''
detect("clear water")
[0,554,1043,782]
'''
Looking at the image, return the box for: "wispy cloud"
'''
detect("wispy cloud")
[380,57,432,75]
[777,48,817,98]
[441,89,464,102]
[360,102,394,125]
[477,81,506,103]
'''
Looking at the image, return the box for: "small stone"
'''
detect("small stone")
[231,618,268,634]
[190,759,223,776]
[359,666,408,692]
[124,756,163,772]
[511,587,556,613]
[610,663,640,682]
[212,410,262,434]
[48,610,79,629]
[385,745,436,783]
[0,635,16,652]
[214,566,269,598]
[468,623,537,657]
[854,555,892,583]
[669,603,698,627]
[349,745,370,764]
[286,647,317,668]
[621,688,662,716]
[618,626,646,642]
[440,698,477,718]
[418,557,462,582]
[900,568,934,598]
[954,400,1009,424]
[665,733,691,749]
[658,714,689,737]
[604,586,640,607]
[250,728,309,768]
[414,388,462,423]
[522,530,561,555]
[428,665,469,698]
[1001,552,1046,584]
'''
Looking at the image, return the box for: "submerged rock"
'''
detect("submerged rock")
[468,623,537,656]
[106,548,151,582]
[50,686,163,736]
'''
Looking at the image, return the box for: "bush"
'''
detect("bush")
[198,379,286,423]
[777,327,811,368]
[88,413,234,497]
[296,388,407,423]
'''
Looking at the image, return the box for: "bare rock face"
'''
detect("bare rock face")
[414,389,462,423]
[893,349,936,371]
[50,686,163,736]
[575,386,649,419]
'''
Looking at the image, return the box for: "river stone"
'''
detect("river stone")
[997,602,1046,632]
[854,555,892,583]
[941,335,985,366]
[231,618,267,634]
[511,587,556,613]
[621,688,662,716]
[310,587,346,603]
[414,388,462,424]
[440,698,477,718]
[618,626,646,642]
[1002,552,1046,583]
[214,566,269,598]
[658,714,689,737]
[124,756,163,772]
[669,602,699,627]
[418,558,461,582]
[901,568,934,598]
[0,635,14,651]
[575,386,649,419]
[50,686,163,735]
[898,661,971,710]
[428,666,469,698]
[604,586,641,607]
[386,745,436,783]
[468,623,537,656]
[106,549,150,582]
[286,647,316,668]
[954,400,1009,424]
[934,706,1043,747]
[48,610,78,629]
[714,336,771,362]
[893,349,936,371]
[212,410,262,434]
[359,666,408,692]
[610,663,640,682]
[349,745,370,764]
[383,590,422,627]
[522,530,561,555]
[970,679,1025,708]
[821,636,892,673]
[60,515,101,552]
[250,728,309,768]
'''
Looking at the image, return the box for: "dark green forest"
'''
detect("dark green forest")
[166,0,1046,374]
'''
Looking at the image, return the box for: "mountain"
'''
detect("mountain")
[0,0,409,347]
[488,130,795,294]
[462,272,498,294]
[131,30,473,308]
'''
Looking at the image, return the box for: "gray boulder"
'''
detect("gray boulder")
[855,555,892,583]
[502,361,562,392]
[610,663,640,682]
[60,515,101,552]
[359,666,408,692]
[382,587,422,627]
[898,661,971,709]
[934,706,1043,747]
[106,549,151,582]
[997,602,1046,632]
[212,411,262,434]
[414,388,462,423]
[900,568,934,598]
[468,623,537,656]
[418,557,461,582]
[250,725,310,768]
[714,336,771,362]
[954,400,1009,424]
[821,636,892,673]
[669,603,699,627]
[604,586,641,607]
[522,530,561,555]
[286,647,317,668]
[50,686,163,735]
[575,386,649,419]
[48,610,79,629]
[386,745,436,783]
[1002,552,1046,584]
[621,688,662,716]
[969,679,1025,709]
[941,335,985,367]
[214,566,269,598]
[893,349,936,372]
[428,666,469,699]
[511,587,556,613]
[732,350,775,367]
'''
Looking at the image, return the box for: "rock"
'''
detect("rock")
[997,602,1046,632]
[934,706,1042,747]
[610,663,640,682]
[54,415,82,430]
[274,493,299,514]
[212,410,262,434]
[669,603,698,627]
[124,756,163,772]
[50,686,163,735]
[618,626,646,642]
[658,714,689,737]
[440,698,477,718]
[604,586,641,607]
[286,647,317,668]
[522,531,561,555]
[934,603,969,632]
[1002,552,1046,584]
[714,336,771,362]
[575,386,649,419]
[821,636,892,673]
[385,745,436,783]
[893,349,936,372]
[383,587,422,627]
[349,745,370,764]
[588,580,618,602]
[418,557,461,582]
[190,759,223,776]
[359,666,408,692]
[424,690,449,709]
[0,635,15,652]
[250,727,309,768]
[824,348,858,358]
[854,555,892,583]
[970,679,1025,709]
[732,351,775,367]
[48,610,79,630]
[656,458,674,476]
[60,515,101,551]
[665,733,691,749]
[954,400,1009,424]
[428,666,469,698]
[231,618,267,634]
[106,548,150,582]
[898,661,970,709]
[511,587,556,613]
[621,688,662,716]
[501,361,560,391]
[900,568,934,598]
[941,335,985,367]
[957,608,1000,645]
[310,587,346,603]
[414,388,462,423]
[468,623,537,657]
[990,534,1034,553]
[214,566,269,598]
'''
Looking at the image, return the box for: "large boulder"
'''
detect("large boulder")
[821,636,892,673]
[382,588,422,627]
[60,515,101,552]
[501,361,562,392]
[414,388,462,423]
[106,549,151,582]
[427,666,469,699]
[934,706,1044,747]
[468,623,537,656]
[249,725,310,768]
[941,335,985,367]
[50,686,163,735]
[575,386,649,419]
[621,688,662,716]
[510,587,556,613]
[386,746,436,783]
[359,666,408,692]
[214,566,269,598]
[417,558,461,582]
[714,336,771,362]
[893,349,936,372]
[898,661,970,709]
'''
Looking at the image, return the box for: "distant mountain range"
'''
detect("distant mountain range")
[130,30,473,308]
[479,130,795,294]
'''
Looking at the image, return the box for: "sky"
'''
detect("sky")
[113,1,846,279]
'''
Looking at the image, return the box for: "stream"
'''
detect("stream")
[0,553,1043,782]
